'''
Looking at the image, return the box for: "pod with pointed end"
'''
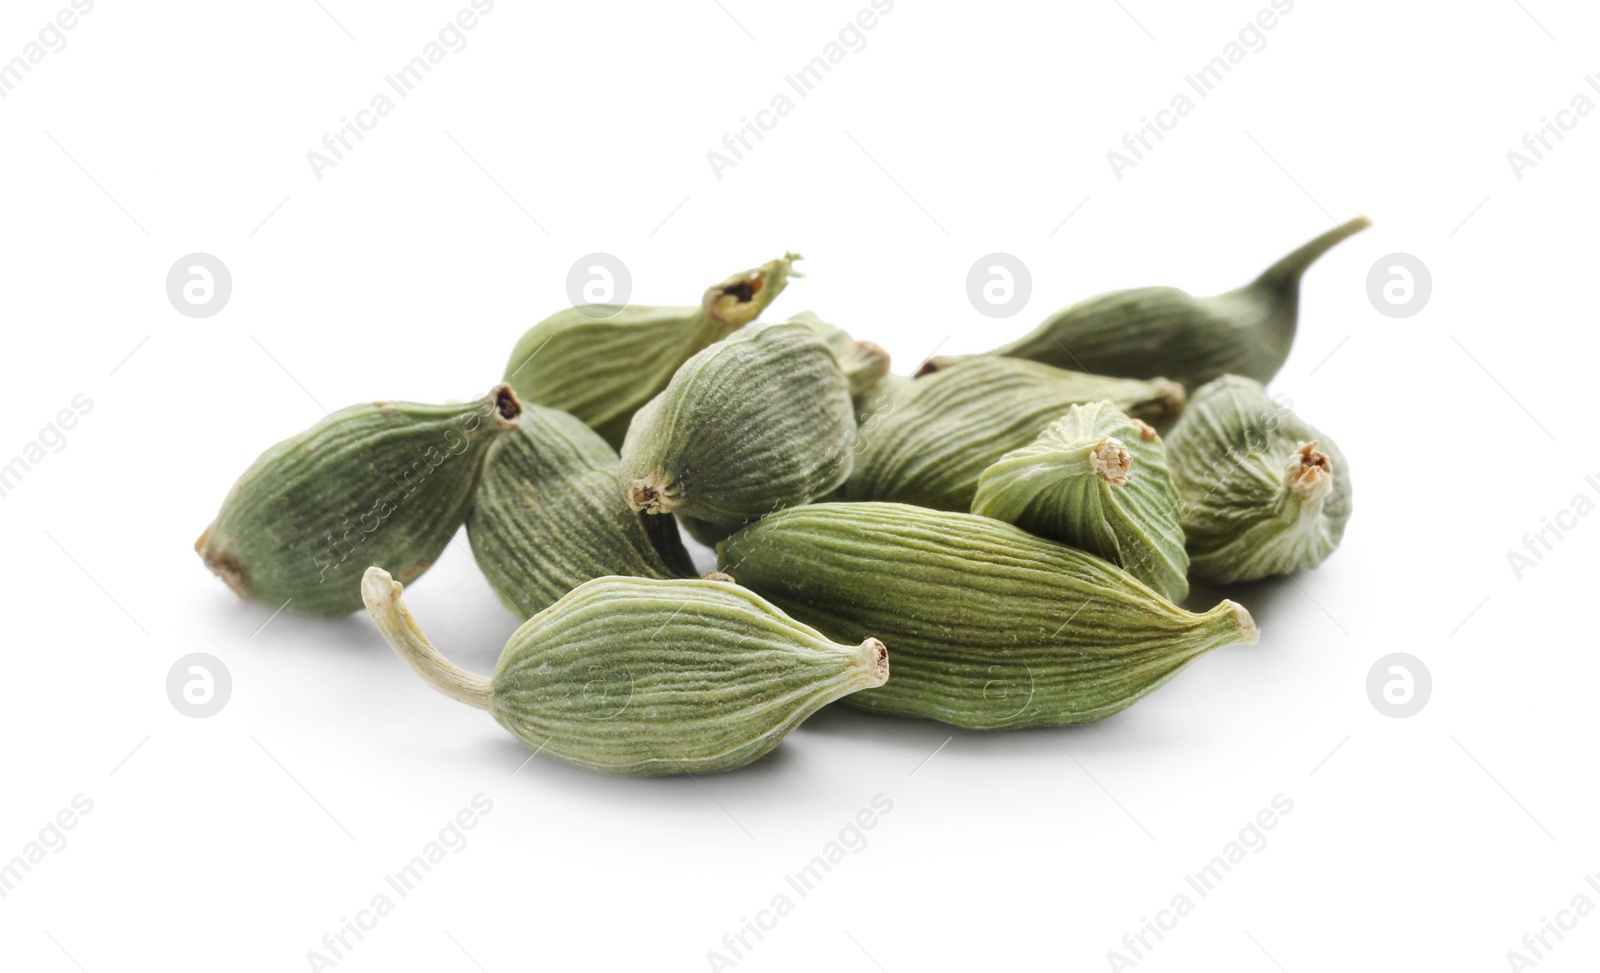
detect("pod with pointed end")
[195,385,521,617]
[934,217,1370,388]
[718,502,1257,730]
[620,320,857,529]
[361,567,888,776]
[467,404,692,620]
[504,254,801,448]
[1165,375,1352,583]
[842,357,1185,512]
[973,401,1189,603]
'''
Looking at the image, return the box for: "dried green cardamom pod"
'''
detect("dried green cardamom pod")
[466,404,692,619]
[196,385,522,617]
[361,567,888,776]
[973,401,1189,603]
[935,217,1370,389]
[842,357,1185,512]
[787,311,892,408]
[718,502,1256,730]
[853,370,911,427]
[1165,375,1352,583]
[504,254,800,448]
[620,320,857,529]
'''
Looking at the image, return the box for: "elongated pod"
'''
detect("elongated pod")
[504,254,801,448]
[935,217,1371,388]
[196,385,521,616]
[719,503,1257,730]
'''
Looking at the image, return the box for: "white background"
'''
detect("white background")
[1,1,1595,970]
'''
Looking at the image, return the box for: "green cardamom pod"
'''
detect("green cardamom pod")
[361,567,888,776]
[787,311,892,407]
[854,370,911,427]
[717,502,1256,730]
[941,217,1369,389]
[842,357,1185,512]
[196,385,522,617]
[973,401,1189,603]
[504,254,800,448]
[620,320,857,528]
[466,404,692,619]
[1165,375,1352,583]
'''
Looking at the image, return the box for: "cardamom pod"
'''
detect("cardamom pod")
[718,503,1256,730]
[361,567,888,776]
[854,370,911,426]
[1165,375,1352,583]
[196,385,521,617]
[787,311,892,408]
[973,401,1189,603]
[467,404,692,619]
[620,320,857,528]
[842,357,1185,512]
[937,217,1370,388]
[504,254,800,448]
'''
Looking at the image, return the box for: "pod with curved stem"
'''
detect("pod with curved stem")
[929,217,1371,389]
[362,567,889,776]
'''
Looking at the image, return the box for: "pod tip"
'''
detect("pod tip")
[1226,601,1261,644]
[361,565,399,611]
[858,637,889,687]
[1285,441,1334,502]
[490,383,522,425]
[1091,437,1132,486]
[627,471,675,514]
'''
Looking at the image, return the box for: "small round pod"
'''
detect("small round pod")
[467,404,692,620]
[620,320,857,530]
[362,568,888,777]
[973,401,1189,603]
[1164,375,1352,583]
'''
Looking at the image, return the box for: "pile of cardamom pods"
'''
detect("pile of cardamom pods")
[197,217,1367,777]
